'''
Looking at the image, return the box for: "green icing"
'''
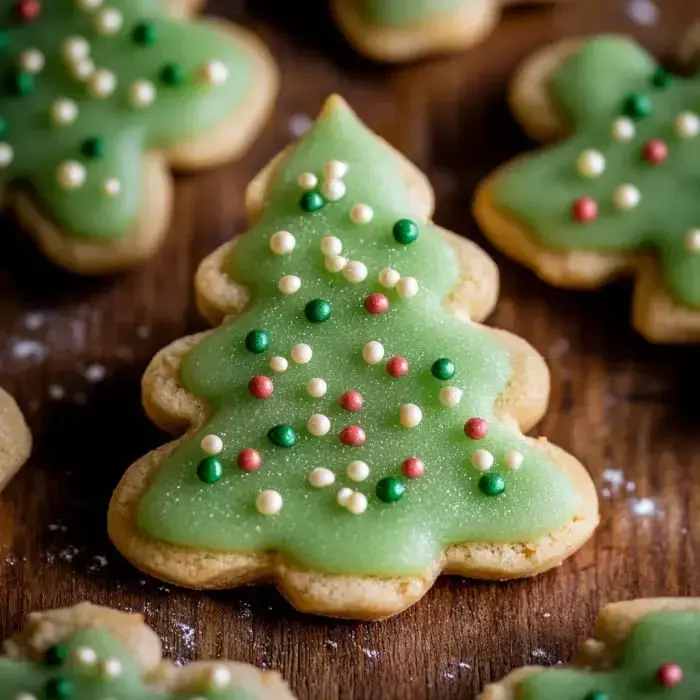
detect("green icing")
[0,0,254,240]
[355,0,466,26]
[0,627,255,699]
[135,99,581,578]
[520,611,700,699]
[494,36,700,309]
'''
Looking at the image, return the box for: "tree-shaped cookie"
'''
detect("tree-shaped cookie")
[1,602,294,698]
[0,387,30,492]
[330,0,576,63]
[480,598,700,700]
[109,96,598,620]
[0,0,277,273]
[475,34,700,343]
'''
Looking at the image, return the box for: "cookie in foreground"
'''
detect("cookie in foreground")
[0,602,294,698]
[480,598,700,699]
[0,387,31,492]
[329,0,576,63]
[0,0,278,274]
[474,33,700,343]
[109,94,598,620]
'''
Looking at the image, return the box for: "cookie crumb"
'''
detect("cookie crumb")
[136,325,151,340]
[288,113,312,138]
[630,497,661,517]
[627,0,659,25]
[84,363,107,383]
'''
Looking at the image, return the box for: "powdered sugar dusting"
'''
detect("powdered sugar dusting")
[288,113,312,138]
[627,0,659,25]
[362,648,380,661]
[630,497,662,517]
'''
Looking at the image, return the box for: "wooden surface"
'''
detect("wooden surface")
[1,1,698,698]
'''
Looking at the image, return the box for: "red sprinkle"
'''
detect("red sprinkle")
[16,0,40,20]
[657,664,683,688]
[386,356,409,378]
[339,390,363,412]
[643,139,668,165]
[340,425,366,447]
[248,375,274,399]
[402,457,425,479]
[364,293,389,315]
[464,417,489,440]
[571,197,598,223]
[238,448,261,472]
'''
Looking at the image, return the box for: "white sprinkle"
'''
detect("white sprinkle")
[102,178,121,197]
[324,255,347,273]
[19,48,45,74]
[322,178,346,201]
[129,80,156,108]
[349,203,373,224]
[57,160,86,190]
[343,260,368,283]
[201,60,229,87]
[270,230,295,255]
[100,658,122,678]
[88,69,117,98]
[685,229,700,252]
[307,377,327,398]
[612,184,640,211]
[321,236,342,256]
[297,172,318,190]
[675,112,700,139]
[291,343,312,364]
[362,341,384,365]
[73,647,98,666]
[308,467,335,488]
[71,58,95,81]
[396,276,419,298]
[278,274,302,295]
[307,414,331,437]
[324,160,349,180]
[336,487,353,507]
[84,363,106,383]
[78,0,104,10]
[378,267,400,288]
[256,490,283,516]
[208,665,232,687]
[399,403,422,428]
[471,449,494,472]
[505,451,524,470]
[94,7,123,34]
[611,117,635,142]
[439,386,463,408]
[347,460,370,482]
[346,491,368,515]
[269,356,288,373]
[61,36,90,62]
[0,142,14,167]
[201,434,223,455]
[576,149,605,178]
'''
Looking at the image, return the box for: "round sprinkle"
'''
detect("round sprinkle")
[72,647,97,666]
[268,424,297,448]
[393,218,419,245]
[201,59,229,86]
[362,341,384,365]
[479,472,506,496]
[584,692,608,700]
[307,414,331,437]
[439,386,463,407]
[94,7,123,34]
[305,298,332,323]
[642,139,668,165]
[321,236,342,256]
[396,277,419,298]
[238,448,261,472]
[376,477,405,503]
[324,160,349,180]
[300,191,325,212]
[197,456,223,484]
[399,403,422,428]
[88,69,117,97]
[61,36,90,62]
[676,111,700,138]
[339,425,365,447]
[45,645,68,666]
[249,375,274,399]
[378,267,400,288]
[325,255,347,273]
[50,99,78,125]
[278,274,301,295]
[201,434,223,455]
[576,149,605,178]
[347,460,370,482]
[322,178,346,201]
[100,658,123,678]
[402,457,425,479]
[78,0,103,9]
[82,136,106,159]
[129,80,156,108]
[208,665,232,688]
[613,184,640,211]
[611,117,635,142]
[471,449,494,472]
[339,390,363,412]
[349,203,373,224]
[270,230,296,255]
[19,48,44,74]
[0,143,13,167]
[269,356,288,373]
[245,329,270,354]
[346,491,368,515]
[44,679,73,698]
[256,490,283,516]
[464,417,488,439]
[132,21,158,45]
[308,467,335,488]
[57,161,86,190]
[386,356,409,378]
[343,260,368,283]
[103,178,121,197]
[656,663,683,687]
[505,451,524,471]
[337,487,353,506]
[291,343,312,364]
[571,197,598,223]
[160,62,185,86]
[432,358,456,381]
[297,172,318,190]
[364,293,389,315]
[685,229,700,252]
[307,377,327,398]
[652,67,671,88]
[622,92,651,120]
[72,58,95,81]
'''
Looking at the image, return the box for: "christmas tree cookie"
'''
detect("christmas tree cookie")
[108,95,598,620]
[0,387,31,492]
[0,0,278,274]
[474,34,700,343]
[0,602,294,699]
[330,0,576,63]
[480,598,700,700]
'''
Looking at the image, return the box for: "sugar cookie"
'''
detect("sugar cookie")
[0,387,30,492]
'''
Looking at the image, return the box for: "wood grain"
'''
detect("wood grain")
[1,1,699,698]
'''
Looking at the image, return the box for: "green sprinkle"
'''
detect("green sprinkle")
[0,116,7,137]
[376,477,405,503]
[81,136,106,160]
[431,358,455,381]
[651,67,671,88]
[392,218,419,245]
[268,424,297,448]
[245,329,270,354]
[197,456,223,483]
[300,191,324,213]
[44,645,68,666]
[584,692,609,700]
[132,21,158,45]
[305,298,332,323]
[478,472,506,497]
[45,678,74,699]
[621,92,651,120]
[159,62,185,86]
[7,69,33,96]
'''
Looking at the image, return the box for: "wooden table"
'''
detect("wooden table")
[1,1,698,697]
